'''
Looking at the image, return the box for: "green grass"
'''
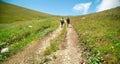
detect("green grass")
[71,7,120,64]
[44,24,66,56]
[0,2,60,63]
[0,18,59,63]
[0,2,54,24]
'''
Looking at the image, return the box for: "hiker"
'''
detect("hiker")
[60,18,64,28]
[66,17,70,27]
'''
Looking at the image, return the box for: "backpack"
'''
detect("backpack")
[60,19,64,23]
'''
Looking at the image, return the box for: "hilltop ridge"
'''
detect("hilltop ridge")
[0,2,53,24]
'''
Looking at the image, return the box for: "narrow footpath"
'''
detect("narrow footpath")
[47,25,85,64]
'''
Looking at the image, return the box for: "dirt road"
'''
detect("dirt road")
[3,25,85,64]
[46,25,85,64]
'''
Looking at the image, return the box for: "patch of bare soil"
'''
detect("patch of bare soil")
[3,26,63,64]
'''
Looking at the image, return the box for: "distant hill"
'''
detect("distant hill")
[0,2,53,24]
[74,6,120,18]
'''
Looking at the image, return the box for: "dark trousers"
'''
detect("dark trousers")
[61,22,64,27]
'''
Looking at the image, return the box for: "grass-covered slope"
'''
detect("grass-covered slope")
[0,2,59,63]
[72,7,120,64]
[0,2,53,24]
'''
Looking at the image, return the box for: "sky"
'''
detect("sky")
[1,0,120,16]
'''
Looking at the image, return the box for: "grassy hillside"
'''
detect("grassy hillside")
[0,2,59,63]
[0,2,53,24]
[72,7,120,64]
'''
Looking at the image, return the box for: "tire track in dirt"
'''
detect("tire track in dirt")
[47,25,85,64]
[3,26,63,64]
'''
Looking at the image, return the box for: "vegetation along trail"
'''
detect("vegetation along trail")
[3,26,63,64]
[3,24,85,64]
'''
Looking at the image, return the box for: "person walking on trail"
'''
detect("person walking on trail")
[60,18,64,28]
[66,17,70,27]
